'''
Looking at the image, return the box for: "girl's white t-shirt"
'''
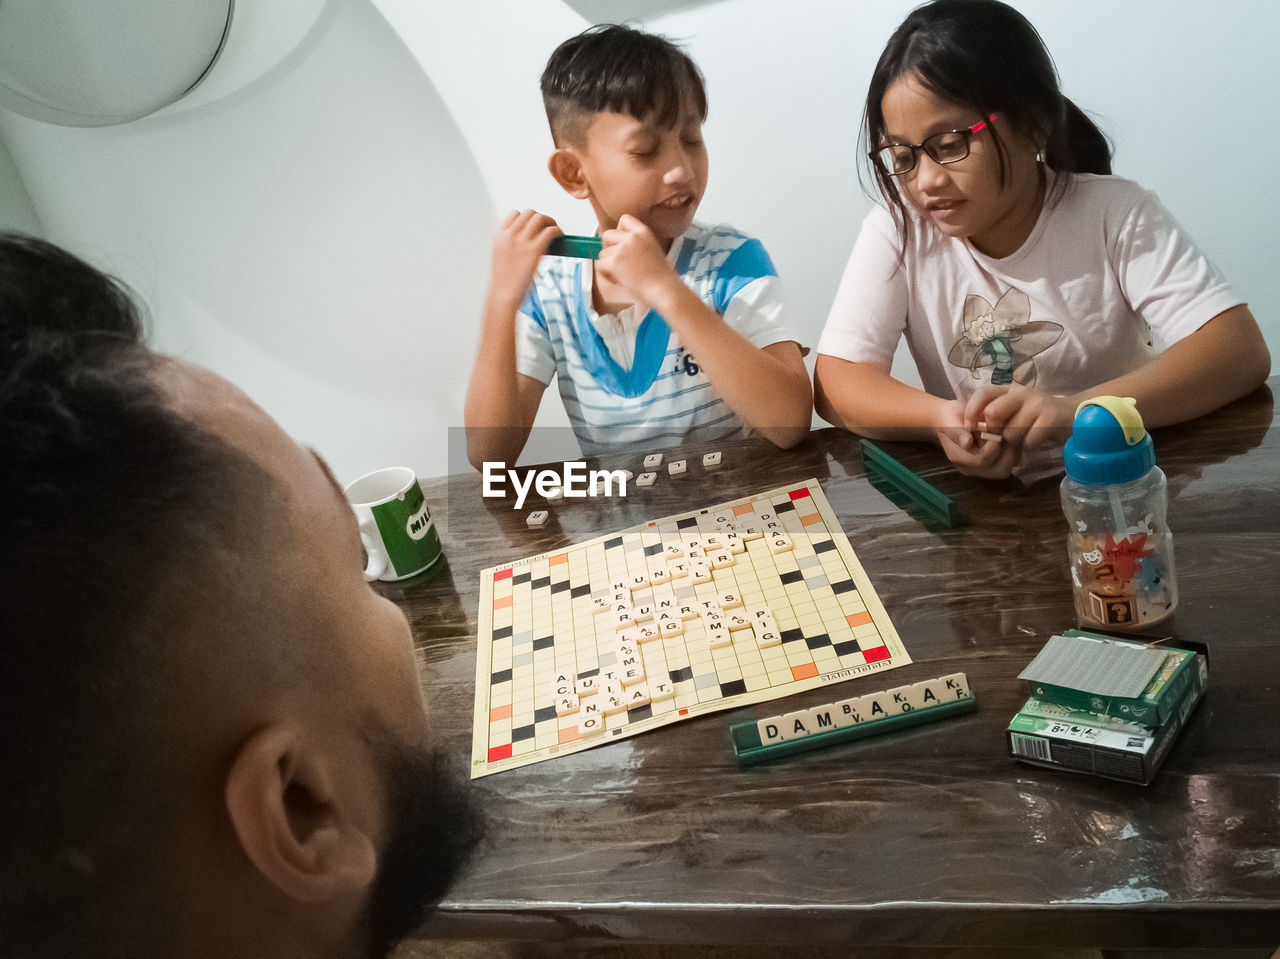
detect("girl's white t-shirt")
[819,172,1243,402]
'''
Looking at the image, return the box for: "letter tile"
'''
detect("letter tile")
[780,710,811,740]
[806,705,839,732]
[555,694,580,717]
[754,624,781,648]
[718,590,743,609]
[649,680,676,703]
[757,717,784,745]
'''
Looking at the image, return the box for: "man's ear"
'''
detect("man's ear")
[224,725,378,904]
[549,148,590,199]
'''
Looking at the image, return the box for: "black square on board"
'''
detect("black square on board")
[719,679,748,697]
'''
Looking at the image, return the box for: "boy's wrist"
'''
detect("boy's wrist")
[484,286,528,320]
[642,272,696,323]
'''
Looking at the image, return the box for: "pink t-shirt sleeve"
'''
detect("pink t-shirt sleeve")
[1110,187,1243,347]
[818,206,909,367]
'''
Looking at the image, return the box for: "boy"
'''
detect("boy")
[464,24,811,468]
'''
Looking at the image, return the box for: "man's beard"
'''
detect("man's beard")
[362,739,485,958]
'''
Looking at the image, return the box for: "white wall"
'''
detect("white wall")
[1,0,1276,482]
[0,0,503,483]
[0,134,39,235]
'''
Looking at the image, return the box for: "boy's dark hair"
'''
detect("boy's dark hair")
[863,0,1112,245]
[0,234,263,957]
[541,23,707,146]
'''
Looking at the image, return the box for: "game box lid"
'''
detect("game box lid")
[1018,629,1203,727]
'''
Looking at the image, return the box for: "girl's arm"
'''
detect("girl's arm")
[1076,304,1269,427]
[971,304,1271,447]
[812,356,944,441]
[814,355,1018,477]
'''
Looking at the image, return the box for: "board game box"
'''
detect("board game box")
[1007,646,1208,785]
[471,478,912,777]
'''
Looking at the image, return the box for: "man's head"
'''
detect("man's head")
[0,234,480,959]
[541,24,710,245]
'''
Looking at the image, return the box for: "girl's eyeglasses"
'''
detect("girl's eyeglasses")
[872,114,999,177]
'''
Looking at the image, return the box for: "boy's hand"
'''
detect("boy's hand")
[597,214,680,307]
[490,209,562,306]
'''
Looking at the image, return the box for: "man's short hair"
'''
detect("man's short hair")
[0,234,266,956]
[540,23,708,146]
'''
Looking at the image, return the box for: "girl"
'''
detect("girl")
[814,0,1269,480]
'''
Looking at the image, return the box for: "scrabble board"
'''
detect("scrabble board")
[471,478,911,778]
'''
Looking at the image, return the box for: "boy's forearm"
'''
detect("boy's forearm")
[463,293,537,468]
[465,292,522,427]
[649,281,812,447]
[465,427,533,471]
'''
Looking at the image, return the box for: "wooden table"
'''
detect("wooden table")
[385,380,1280,954]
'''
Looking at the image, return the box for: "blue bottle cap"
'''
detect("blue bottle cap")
[1063,396,1155,484]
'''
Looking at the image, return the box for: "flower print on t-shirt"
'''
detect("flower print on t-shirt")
[947,287,1063,387]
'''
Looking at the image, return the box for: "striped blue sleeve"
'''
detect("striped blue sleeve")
[711,238,778,315]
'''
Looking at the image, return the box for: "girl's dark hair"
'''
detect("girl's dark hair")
[541,23,707,145]
[863,0,1112,241]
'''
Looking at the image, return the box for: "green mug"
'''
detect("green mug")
[344,466,443,581]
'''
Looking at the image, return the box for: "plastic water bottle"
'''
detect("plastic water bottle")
[1060,396,1177,631]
